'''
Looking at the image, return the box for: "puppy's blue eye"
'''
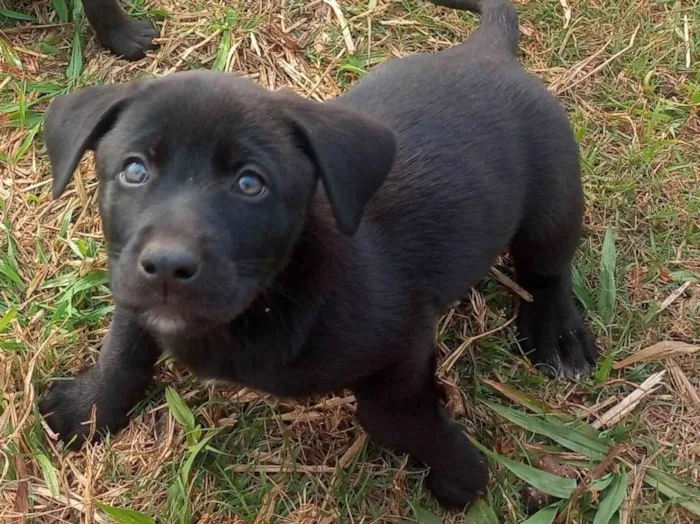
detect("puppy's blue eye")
[120,160,149,186]
[236,171,266,197]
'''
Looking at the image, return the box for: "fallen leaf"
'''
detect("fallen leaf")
[540,456,578,479]
[482,379,567,416]
[614,341,698,369]
[593,372,666,429]
[522,486,552,514]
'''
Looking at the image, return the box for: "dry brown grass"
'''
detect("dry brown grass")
[1,0,699,522]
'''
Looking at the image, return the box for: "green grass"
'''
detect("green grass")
[1,0,700,522]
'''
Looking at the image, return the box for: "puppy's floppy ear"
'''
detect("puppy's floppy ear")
[44,83,137,198]
[282,95,397,235]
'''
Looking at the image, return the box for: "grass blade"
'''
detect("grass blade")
[484,402,610,460]
[592,473,615,492]
[482,379,567,416]
[36,453,60,498]
[67,29,83,82]
[72,0,84,20]
[165,387,195,432]
[0,307,18,333]
[644,469,700,516]
[0,36,23,70]
[180,431,217,486]
[0,258,25,288]
[413,506,444,524]
[473,440,577,499]
[0,9,37,21]
[572,265,594,312]
[96,502,155,524]
[465,499,499,523]
[593,471,628,524]
[52,0,70,23]
[212,29,232,71]
[522,505,559,524]
[211,9,240,71]
[598,228,617,323]
[12,122,41,162]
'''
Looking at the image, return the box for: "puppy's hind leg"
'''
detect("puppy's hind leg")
[353,351,488,508]
[510,165,597,379]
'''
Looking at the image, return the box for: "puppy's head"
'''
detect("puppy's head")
[44,71,396,335]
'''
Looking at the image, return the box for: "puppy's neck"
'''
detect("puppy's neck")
[267,199,349,305]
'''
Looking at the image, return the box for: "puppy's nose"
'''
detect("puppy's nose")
[138,243,201,285]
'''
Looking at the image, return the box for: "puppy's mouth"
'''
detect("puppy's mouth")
[109,251,271,335]
[133,301,239,336]
[140,306,191,336]
[113,282,263,336]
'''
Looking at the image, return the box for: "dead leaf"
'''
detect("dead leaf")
[667,359,700,406]
[522,485,552,514]
[482,378,567,416]
[13,455,28,523]
[540,455,578,479]
[443,379,466,418]
[614,341,699,369]
[593,371,666,429]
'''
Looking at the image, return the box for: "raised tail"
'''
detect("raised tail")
[429,0,519,55]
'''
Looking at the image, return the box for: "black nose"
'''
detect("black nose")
[138,243,201,285]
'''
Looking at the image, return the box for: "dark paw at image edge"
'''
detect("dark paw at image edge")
[101,18,160,61]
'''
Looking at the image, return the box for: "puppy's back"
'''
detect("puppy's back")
[332,0,578,304]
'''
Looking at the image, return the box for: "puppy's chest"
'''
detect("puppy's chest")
[157,329,343,398]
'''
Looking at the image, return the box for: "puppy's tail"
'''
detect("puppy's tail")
[429,0,519,55]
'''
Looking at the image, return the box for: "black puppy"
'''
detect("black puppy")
[39,0,596,508]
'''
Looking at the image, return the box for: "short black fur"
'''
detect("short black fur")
[39,0,596,508]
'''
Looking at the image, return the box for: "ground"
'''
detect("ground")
[1,0,699,522]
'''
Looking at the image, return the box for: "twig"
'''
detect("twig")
[592,371,666,429]
[667,359,700,406]
[557,445,625,523]
[549,38,611,93]
[324,0,355,54]
[620,463,650,524]
[558,0,572,29]
[439,315,516,373]
[658,281,691,313]
[229,463,338,474]
[489,267,533,302]
[306,48,346,98]
[29,486,107,524]
[684,15,691,68]
[0,23,70,35]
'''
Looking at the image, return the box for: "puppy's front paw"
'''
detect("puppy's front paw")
[426,465,488,508]
[98,17,158,60]
[518,304,597,379]
[425,424,489,508]
[39,371,128,450]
